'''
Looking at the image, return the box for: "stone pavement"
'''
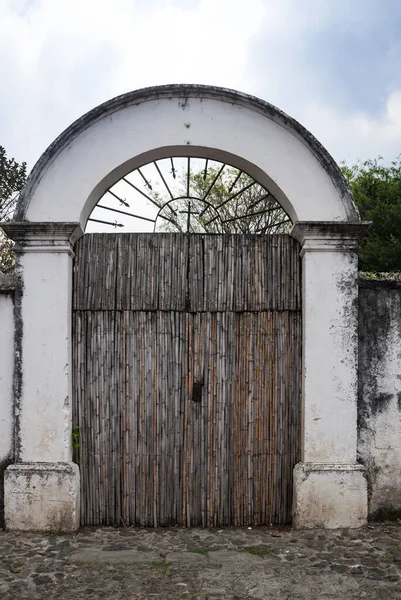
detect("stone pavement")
[1,523,401,599]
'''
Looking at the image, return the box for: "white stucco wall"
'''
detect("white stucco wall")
[303,249,359,463]
[0,277,14,466]
[291,223,363,464]
[291,223,367,528]
[358,281,401,519]
[18,249,73,462]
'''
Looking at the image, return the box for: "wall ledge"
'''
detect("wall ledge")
[0,273,15,293]
[358,278,401,289]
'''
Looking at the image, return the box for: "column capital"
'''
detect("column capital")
[1,222,84,256]
[291,221,371,255]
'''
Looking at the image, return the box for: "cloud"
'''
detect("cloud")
[298,90,401,164]
[1,0,401,170]
[244,0,401,162]
[0,0,267,166]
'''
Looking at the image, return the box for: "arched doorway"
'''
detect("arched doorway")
[72,156,301,527]
[3,85,368,531]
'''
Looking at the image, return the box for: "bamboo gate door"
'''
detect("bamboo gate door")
[72,233,302,526]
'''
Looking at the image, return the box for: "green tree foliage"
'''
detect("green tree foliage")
[152,166,291,234]
[0,145,27,273]
[341,157,401,273]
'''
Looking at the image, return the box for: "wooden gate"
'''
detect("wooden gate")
[72,233,302,526]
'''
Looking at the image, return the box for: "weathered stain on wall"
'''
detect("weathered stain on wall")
[0,273,15,526]
[358,278,401,520]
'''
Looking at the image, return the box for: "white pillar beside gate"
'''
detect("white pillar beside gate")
[291,222,368,528]
[2,222,82,532]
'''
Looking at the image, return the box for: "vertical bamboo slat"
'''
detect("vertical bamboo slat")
[72,233,302,526]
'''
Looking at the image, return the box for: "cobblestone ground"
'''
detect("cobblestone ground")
[1,523,401,599]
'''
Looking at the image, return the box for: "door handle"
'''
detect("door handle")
[192,381,203,403]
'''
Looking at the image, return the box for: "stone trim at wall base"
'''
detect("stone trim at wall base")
[293,462,367,529]
[4,462,80,532]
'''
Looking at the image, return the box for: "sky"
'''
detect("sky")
[1,0,401,172]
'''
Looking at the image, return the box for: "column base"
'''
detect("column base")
[293,463,367,529]
[4,462,80,532]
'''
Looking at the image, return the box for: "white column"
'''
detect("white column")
[291,222,368,528]
[0,275,15,469]
[2,222,83,532]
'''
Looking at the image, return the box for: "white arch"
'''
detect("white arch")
[3,85,368,533]
[16,85,358,227]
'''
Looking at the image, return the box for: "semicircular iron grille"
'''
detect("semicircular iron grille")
[87,157,291,234]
